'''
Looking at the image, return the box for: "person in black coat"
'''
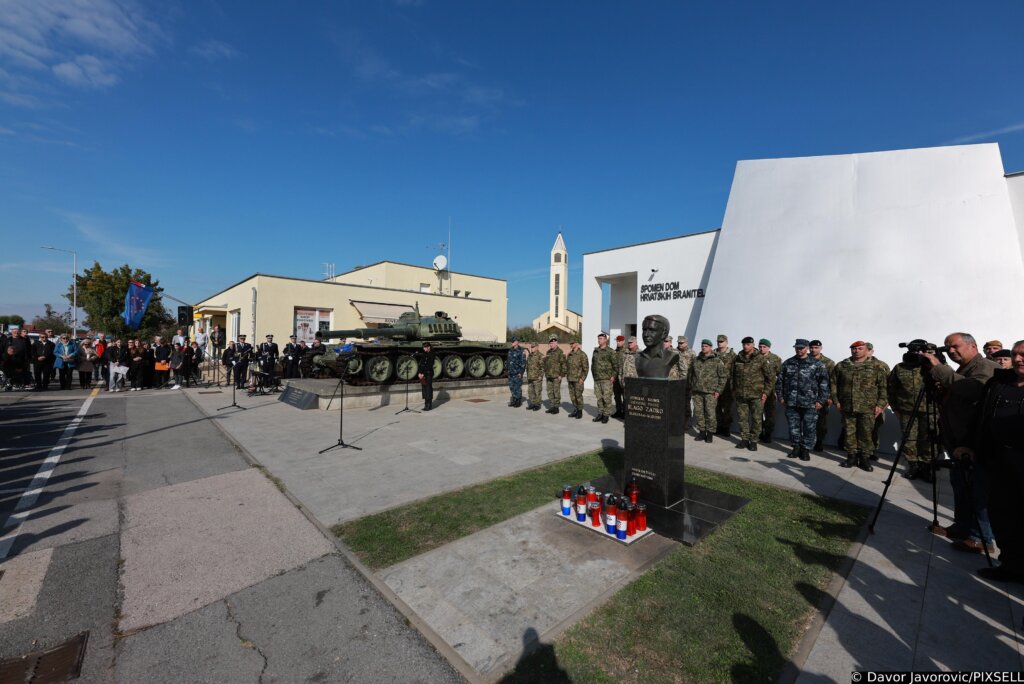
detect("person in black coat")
[153,338,171,388]
[417,341,436,411]
[31,333,56,390]
[221,341,236,386]
[282,335,301,379]
[235,335,253,389]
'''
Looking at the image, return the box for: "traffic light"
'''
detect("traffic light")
[177,306,194,326]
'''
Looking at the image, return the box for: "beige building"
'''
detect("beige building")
[194,261,507,343]
[532,233,582,339]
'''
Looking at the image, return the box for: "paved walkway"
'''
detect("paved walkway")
[0,387,462,683]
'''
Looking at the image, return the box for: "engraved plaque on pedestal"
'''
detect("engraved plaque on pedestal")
[623,377,687,508]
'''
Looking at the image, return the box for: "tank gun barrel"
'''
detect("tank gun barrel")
[316,325,421,341]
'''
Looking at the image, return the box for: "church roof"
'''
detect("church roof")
[551,232,566,253]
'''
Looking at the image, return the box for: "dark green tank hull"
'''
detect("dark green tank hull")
[312,341,510,384]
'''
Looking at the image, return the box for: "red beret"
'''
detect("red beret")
[615,335,625,342]
[850,340,867,348]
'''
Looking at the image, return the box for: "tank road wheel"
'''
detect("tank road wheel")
[345,356,363,376]
[442,354,464,379]
[364,356,394,383]
[433,357,442,379]
[466,354,486,379]
[485,355,504,377]
[395,354,418,382]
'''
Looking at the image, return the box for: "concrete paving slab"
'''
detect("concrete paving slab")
[120,468,335,631]
[115,599,266,684]
[226,554,462,684]
[6,498,118,557]
[380,504,677,676]
[0,547,52,622]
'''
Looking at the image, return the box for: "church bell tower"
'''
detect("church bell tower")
[549,233,568,328]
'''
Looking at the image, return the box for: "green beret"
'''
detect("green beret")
[701,338,713,346]
[759,338,771,347]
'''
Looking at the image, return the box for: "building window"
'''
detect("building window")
[420,283,431,293]
[555,297,559,319]
[554,254,561,263]
[554,274,560,296]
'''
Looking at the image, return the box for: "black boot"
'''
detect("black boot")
[759,432,771,444]
[574,409,582,420]
[813,439,823,452]
[547,406,558,414]
[735,440,749,449]
[918,464,934,483]
[902,462,919,480]
[787,447,799,459]
[601,415,609,424]
[841,453,856,468]
[531,403,541,411]
[508,398,516,407]
[705,432,713,443]
[424,400,432,412]
[610,411,623,419]
[695,431,705,441]
[592,414,603,422]
[858,453,874,472]
[799,446,810,462]
[747,441,757,452]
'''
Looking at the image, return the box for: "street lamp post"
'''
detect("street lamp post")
[41,246,77,336]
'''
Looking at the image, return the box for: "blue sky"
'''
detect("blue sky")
[2,1,1023,328]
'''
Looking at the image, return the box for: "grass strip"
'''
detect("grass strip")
[332,448,624,570]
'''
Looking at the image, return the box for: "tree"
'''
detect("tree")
[30,304,73,333]
[0,314,26,329]
[66,262,175,339]
[507,325,540,344]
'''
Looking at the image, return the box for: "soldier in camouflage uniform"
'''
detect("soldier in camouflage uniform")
[525,343,545,411]
[676,335,696,427]
[691,339,727,443]
[758,339,783,443]
[775,339,830,461]
[611,335,626,418]
[620,336,638,383]
[887,354,933,481]
[733,336,773,451]
[715,334,737,436]
[506,337,527,408]
[866,342,890,458]
[591,332,617,423]
[543,336,567,414]
[809,340,835,451]
[831,341,888,471]
[566,341,590,419]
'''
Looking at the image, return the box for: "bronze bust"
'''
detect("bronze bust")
[635,315,680,378]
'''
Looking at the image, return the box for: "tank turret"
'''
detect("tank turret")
[316,308,461,343]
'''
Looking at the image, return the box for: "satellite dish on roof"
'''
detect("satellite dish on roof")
[432,255,448,271]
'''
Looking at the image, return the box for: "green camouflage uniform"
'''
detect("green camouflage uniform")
[544,346,567,407]
[715,347,737,432]
[831,358,888,458]
[676,347,696,425]
[887,362,931,463]
[813,354,835,443]
[620,350,637,381]
[591,346,617,417]
[732,350,773,442]
[566,348,590,410]
[613,345,626,414]
[868,356,890,451]
[691,352,727,433]
[761,351,783,437]
[526,350,545,406]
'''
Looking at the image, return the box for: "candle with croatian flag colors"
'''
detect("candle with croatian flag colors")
[561,485,572,516]
[605,495,618,535]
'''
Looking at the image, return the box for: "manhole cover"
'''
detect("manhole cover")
[464,398,489,403]
[0,631,89,683]
[197,391,223,395]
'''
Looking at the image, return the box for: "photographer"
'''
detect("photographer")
[956,340,1024,583]
[919,332,998,552]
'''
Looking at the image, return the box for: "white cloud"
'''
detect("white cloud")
[188,39,240,61]
[946,121,1024,145]
[52,54,119,89]
[55,209,170,267]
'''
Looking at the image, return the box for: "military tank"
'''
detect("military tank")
[313,306,509,384]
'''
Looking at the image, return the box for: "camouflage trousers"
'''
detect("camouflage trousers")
[843,411,876,456]
[897,411,931,463]
[872,413,884,451]
[816,404,830,443]
[546,377,561,407]
[568,380,584,409]
[692,391,717,432]
[762,396,777,437]
[735,397,763,441]
[508,375,523,401]
[716,388,734,432]
[786,406,817,449]
[594,379,613,416]
[528,379,543,406]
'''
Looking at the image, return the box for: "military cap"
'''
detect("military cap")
[793,338,809,348]
[616,335,625,342]
[992,349,1012,358]
[809,339,822,347]
[677,335,687,343]
[266,334,273,338]
[239,334,246,339]
[701,338,713,346]
[549,335,559,342]
[510,336,519,342]
[984,340,1003,348]
[759,338,771,347]
[717,334,728,342]
[850,340,867,348]
[530,342,539,348]
[598,331,608,338]
[571,340,581,346]
[741,336,754,344]
[627,336,637,343]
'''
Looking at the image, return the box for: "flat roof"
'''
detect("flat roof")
[338,260,506,284]
[583,228,720,256]
[196,272,495,306]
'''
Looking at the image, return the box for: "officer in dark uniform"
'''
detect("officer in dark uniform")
[282,335,301,379]
[418,341,436,411]
[235,335,253,389]
[260,334,279,382]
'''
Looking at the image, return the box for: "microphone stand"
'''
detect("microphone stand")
[320,372,361,453]
[217,362,247,412]
[396,372,421,416]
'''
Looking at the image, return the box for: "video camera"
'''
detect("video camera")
[898,339,947,366]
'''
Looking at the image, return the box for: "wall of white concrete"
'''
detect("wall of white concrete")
[1006,173,1024,270]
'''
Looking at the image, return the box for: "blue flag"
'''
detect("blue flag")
[122,281,154,330]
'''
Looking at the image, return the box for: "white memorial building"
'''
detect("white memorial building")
[582,143,1024,446]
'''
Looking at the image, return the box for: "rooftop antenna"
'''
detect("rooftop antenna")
[322,262,335,280]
